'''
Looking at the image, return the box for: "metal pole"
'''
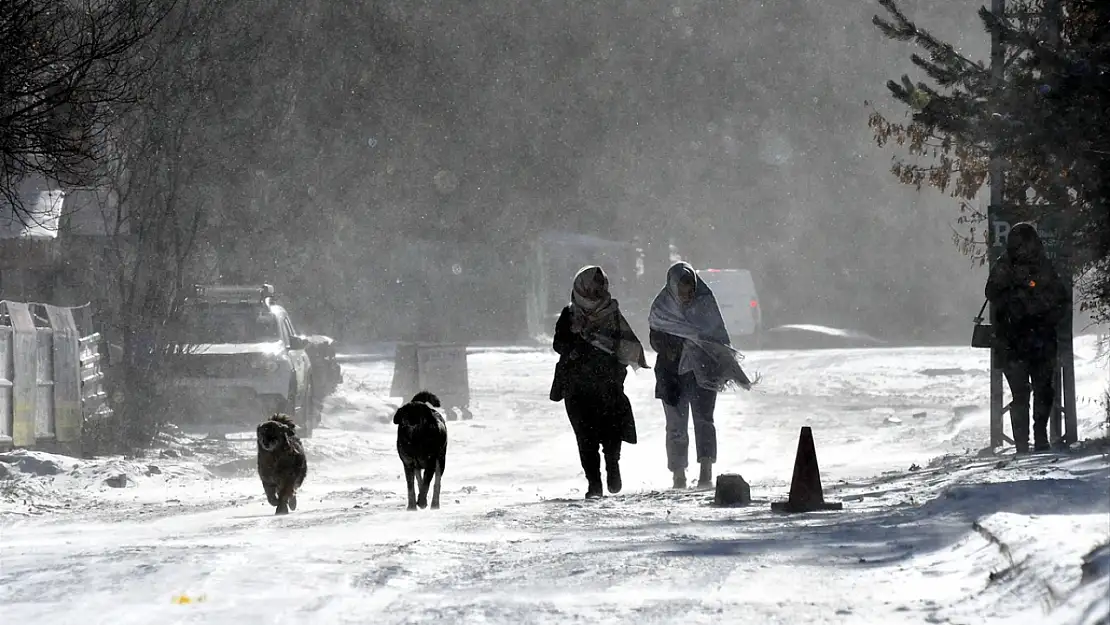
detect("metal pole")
[1052,0,1078,444]
[988,0,1007,449]
[1042,0,1079,446]
[1061,317,1078,445]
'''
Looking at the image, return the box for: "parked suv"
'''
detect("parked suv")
[164,284,318,437]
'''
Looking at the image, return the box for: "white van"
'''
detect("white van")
[699,268,762,344]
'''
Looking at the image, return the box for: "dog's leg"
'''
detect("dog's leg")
[276,481,295,515]
[289,492,297,511]
[263,481,279,507]
[404,465,418,510]
[417,466,434,509]
[430,458,444,509]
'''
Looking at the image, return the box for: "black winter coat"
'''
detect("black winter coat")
[551,306,637,443]
[649,329,692,406]
[985,254,1069,362]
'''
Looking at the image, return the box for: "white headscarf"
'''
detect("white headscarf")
[649,262,750,391]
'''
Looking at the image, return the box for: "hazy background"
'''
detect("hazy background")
[49,0,995,345]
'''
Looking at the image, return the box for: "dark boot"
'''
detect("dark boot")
[1032,421,1051,451]
[585,473,604,499]
[1033,434,1051,452]
[696,460,713,490]
[605,454,622,494]
[575,433,604,499]
[672,470,686,489]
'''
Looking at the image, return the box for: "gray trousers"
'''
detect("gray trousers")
[663,373,717,471]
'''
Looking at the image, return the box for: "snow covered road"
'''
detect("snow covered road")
[1,339,1108,624]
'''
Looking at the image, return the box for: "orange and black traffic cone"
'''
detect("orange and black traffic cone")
[770,426,843,513]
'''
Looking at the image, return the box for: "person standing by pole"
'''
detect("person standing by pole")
[985,223,1069,452]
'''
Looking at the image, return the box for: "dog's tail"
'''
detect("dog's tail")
[411,390,441,408]
[269,413,297,429]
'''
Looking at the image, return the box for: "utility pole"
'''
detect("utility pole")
[1043,0,1078,446]
[988,0,1007,449]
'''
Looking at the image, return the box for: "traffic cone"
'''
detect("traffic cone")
[770,426,843,513]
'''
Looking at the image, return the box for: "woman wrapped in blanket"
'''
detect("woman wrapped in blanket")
[649,262,752,490]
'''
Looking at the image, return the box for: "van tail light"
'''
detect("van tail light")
[750,299,759,308]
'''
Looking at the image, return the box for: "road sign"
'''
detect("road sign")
[988,213,1066,261]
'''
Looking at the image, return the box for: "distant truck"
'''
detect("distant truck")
[700,268,762,347]
[162,284,338,438]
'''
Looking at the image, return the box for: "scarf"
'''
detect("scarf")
[570,265,648,369]
[648,261,751,391]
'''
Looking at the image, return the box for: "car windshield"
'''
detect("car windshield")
[172,303,281,344]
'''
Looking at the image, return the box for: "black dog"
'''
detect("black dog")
[256,414,308,515]
[393,391,448,510]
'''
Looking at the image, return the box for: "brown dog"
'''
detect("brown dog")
[256,414,308,515]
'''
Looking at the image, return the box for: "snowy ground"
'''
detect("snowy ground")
[1,338,1108,624]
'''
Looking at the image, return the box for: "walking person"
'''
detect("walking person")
[551,266,649,499]
[985,223,1070,452]
[649,261,752,490]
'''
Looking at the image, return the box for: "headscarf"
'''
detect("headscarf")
[648,261,751,391]
[995,222,1067,322]
[569,266,648,369]
[1006,222,1047,264]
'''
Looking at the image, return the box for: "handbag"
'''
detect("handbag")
[971,299,993,349]
[549,358,565,402]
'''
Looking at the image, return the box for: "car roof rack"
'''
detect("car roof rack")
[192,284,276,304]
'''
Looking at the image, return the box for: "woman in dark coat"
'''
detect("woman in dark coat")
[985,223,1069,452]
[649,262,752,490]
[551,265,649,499]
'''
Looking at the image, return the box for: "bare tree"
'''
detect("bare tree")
[79,0,301,449]
[0,0,171,225]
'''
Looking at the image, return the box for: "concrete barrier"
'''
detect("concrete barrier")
[390,342,472,420]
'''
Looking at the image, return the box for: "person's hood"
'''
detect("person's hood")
[1007,223,1046,263]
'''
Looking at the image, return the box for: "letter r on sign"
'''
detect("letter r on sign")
[992,221,1010,248]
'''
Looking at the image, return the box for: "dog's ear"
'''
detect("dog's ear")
[411,391,441,408]
[392,406,404,425]
[271,413,297,430]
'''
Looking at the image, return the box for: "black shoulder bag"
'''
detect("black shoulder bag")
[971,299,993,349]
